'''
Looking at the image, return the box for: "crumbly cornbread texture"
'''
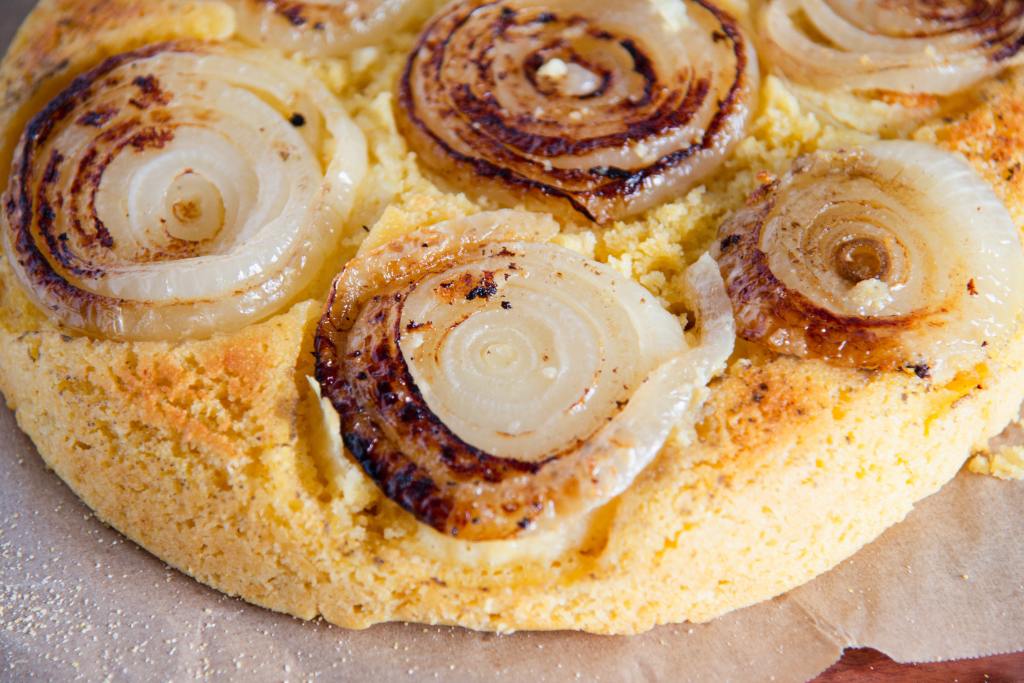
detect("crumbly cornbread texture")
[1,0,1023,635]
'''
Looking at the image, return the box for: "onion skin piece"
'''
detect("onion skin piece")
[397,0,758,225]
[230,0,421,57]
[714,142,1024,381]
[314,211,733,540]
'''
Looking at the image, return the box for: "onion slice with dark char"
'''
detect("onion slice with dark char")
[714,141,1024,382]
[314,210,734,540]
[1,41,366,340]
[397,0,758,225]
[759,0,1024,96]
[230,0,421,57]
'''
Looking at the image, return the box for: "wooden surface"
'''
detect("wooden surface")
[816,648,1024,682]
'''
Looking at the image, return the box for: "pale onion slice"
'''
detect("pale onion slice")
[760,0,1024,96]
[397,0,758,224]
[714,140,1024,382]
[314,211,734,540]
[230,0,420,57]
[2,42,367,340]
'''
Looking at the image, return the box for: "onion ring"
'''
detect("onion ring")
[397,0,758,224]
[314,210,734,539]
[760,0,1024,96]
[714,141,1024,382]
[2,41,367,340]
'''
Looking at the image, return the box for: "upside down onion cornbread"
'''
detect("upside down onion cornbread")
[1,0,1024,635]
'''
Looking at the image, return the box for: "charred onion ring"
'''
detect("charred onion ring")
[714,141,1024,382]
[760,0,1024,96]
[397,0,758,224]
[2,41,366,340]
[314,210,734,540]
[231,0,420,57]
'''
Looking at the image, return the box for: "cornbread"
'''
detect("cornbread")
[1,0,1023,635]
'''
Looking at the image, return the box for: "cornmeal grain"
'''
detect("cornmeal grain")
[1,0,1022,635]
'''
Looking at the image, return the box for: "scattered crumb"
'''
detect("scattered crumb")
[967,446,1024,480]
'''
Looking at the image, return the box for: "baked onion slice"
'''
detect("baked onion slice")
[314,211,734,540]
[230,0,420,57]
[715,141,1024,382]
[2,41,367,340]
[760,0,1024,96]
[398,0,758,224]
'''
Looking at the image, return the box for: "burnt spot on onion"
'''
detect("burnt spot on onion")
[128,127,175,151]
[271,1,309,27]
[77,108,118,128]
[128,74,171,110]
[432,270,502,303]
[465,271,498,301]
[909,363,932,380]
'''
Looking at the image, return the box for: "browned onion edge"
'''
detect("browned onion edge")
[397,0,753,223]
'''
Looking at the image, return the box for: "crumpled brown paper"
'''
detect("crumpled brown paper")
[2,401,1023,683]
[1,2,1023,679]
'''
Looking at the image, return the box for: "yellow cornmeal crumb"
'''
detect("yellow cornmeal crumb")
[968,447,1024,480]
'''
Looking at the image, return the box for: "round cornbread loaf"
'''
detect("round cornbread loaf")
[1,0,1022,634]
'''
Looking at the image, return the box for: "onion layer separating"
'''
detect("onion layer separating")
[314,210,734,540]
[2,42,367,340]
[397,0,758,224]
[231,0,420,57]
[714,141,1024,382]
[760,0,1024,96]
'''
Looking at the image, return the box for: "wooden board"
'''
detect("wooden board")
[817,649,1024,682]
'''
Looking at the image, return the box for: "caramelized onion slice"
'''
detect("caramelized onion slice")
[1,42,367,340]
[398,0,758,224]
[760,0,1024,96]
[314,211,733,540]
[230,0,420,57]
[715,141,1024,382]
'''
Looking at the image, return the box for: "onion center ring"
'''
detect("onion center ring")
[834,237,890,284]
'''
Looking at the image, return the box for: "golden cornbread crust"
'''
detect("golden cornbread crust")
[2,0,1024,635]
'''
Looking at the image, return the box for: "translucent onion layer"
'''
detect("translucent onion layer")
[314,210,734,540]
[397,0,758,224]
[230,0,420,57]
[760,0,1024,96]
[2,41,367,340]
[714,141,1024,382]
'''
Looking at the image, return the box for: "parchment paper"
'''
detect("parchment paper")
[1,3,1023,681]
[3,403,1024,683]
